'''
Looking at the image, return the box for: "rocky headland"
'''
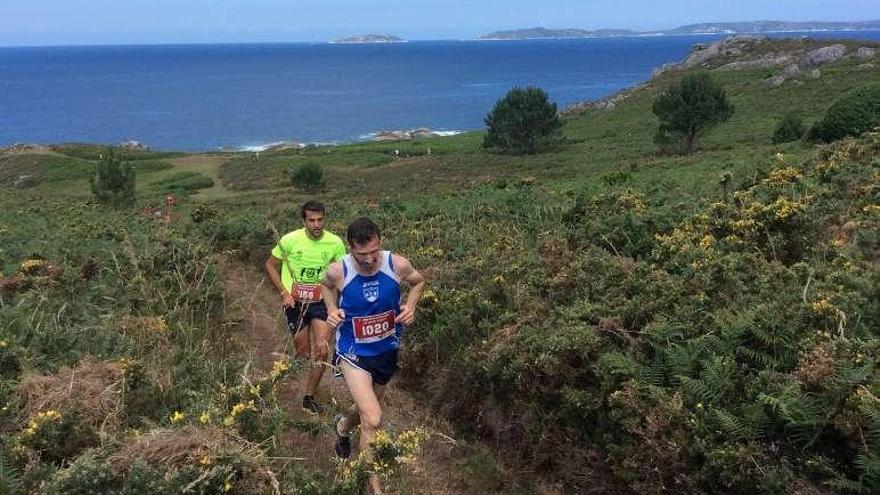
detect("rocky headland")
[562,35,880,116]
[478,20,880,40]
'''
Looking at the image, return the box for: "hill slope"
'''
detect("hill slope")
[1,36,880,493]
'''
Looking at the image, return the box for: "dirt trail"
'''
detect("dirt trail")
[223,261,470,494]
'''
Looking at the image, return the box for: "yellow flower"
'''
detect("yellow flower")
[420,289,438,307]
[199,411,212,425]
[199,455,213,466]
[224,480,233,492]
[169,411,185,424]
[0,339,7,349]
[19,258,45,274]
[763,167,801,187]
[146,317,167,333]
[699,235,715,249]
[270,360,290,380]
[810,298,835,316]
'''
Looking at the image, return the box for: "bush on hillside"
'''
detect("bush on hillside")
[807,83,880,142]
[89,149,135,207]
[290,162,323,191]
[483,86,563,155]
[771,113,806,144]
[652,72,733,155]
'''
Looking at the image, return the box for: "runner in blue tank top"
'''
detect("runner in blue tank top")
[321,217,426,495]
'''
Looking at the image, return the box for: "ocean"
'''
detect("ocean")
[1,31,879,151]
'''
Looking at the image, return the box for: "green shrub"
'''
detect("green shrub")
[771,113,806,143]
[483,86,563,155]
[290,162,324,191]
[44,451,115,495]
[808,83,880,142]
[89,149,135,207]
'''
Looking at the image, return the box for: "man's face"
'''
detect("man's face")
[302,210,325,239]
[350,236,381,271]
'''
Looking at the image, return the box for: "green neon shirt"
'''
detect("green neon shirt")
[271,228,346,291]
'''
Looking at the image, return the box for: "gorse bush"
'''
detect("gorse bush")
[808,83,880,142]
[652,72,733,154]
[401,133,880,493]
[483,86,563,155]
[291,161,324,191]
[89,149,135,207]
[772,112,806,143]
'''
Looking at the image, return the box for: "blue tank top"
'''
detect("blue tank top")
[335,251,403,357]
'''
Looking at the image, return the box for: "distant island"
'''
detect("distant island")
[478,20,880,40]
[330,34,406,44]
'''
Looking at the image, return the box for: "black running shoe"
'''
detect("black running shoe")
[334,414,351,459]
[302,395,323,415]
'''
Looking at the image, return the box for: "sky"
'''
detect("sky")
[2,0,880,46]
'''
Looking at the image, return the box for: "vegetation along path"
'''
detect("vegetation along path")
[223,261,493,494]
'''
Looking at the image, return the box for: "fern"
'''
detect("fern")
[713,409,758,441]
[0,454,24,495]
[678,375,717,404]
[665,343,701,380]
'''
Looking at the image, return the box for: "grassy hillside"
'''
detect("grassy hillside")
[1,37,879,494]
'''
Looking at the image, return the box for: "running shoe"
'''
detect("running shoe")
[334,414,352,459]
[302,395,324,415]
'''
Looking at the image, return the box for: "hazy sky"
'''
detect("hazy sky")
[3,0,880,46]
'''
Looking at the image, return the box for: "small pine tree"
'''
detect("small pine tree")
[89,148,135,207]
[291,162,324,191]
[772,113,806,144]
[652,72,733,155]
[483,86,563,155]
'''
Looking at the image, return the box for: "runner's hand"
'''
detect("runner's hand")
[281,292,295,308]
[327,308,346,328]
[395,304,415,326]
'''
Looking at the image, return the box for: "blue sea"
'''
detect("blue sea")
[1,31,879,151]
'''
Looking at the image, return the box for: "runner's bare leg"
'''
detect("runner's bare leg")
[295,319,333,397]
[339,360,387,494]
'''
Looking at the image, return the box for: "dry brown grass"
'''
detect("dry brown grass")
[16,356,123,429]
[109,426,275,494]
[110,425,260,468]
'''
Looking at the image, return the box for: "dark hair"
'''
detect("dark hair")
[346,217,381,246]
[300,200,325,219]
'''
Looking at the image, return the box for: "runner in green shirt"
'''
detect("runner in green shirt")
[265,200,346,414]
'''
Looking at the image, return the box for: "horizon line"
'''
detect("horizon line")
[2,18,880,49]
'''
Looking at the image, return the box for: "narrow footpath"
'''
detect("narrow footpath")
[223,261,472,494]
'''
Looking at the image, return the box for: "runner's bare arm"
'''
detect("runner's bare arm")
[392,254,426,326]
[265,255,294,307]
[321,262,345,328]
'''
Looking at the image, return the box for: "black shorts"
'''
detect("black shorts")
[285,301,328,334]
[335,349,399,386]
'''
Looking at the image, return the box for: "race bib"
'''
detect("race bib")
[294,283,322,303]
[353,310,396,344]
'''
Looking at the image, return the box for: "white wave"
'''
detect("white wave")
[232,141,302,152]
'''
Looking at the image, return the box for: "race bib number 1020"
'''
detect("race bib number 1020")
[353,310,396,343]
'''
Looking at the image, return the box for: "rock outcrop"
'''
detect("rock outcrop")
[853,46,877,59]
[370,128,448,141]
[799,44,848,69]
